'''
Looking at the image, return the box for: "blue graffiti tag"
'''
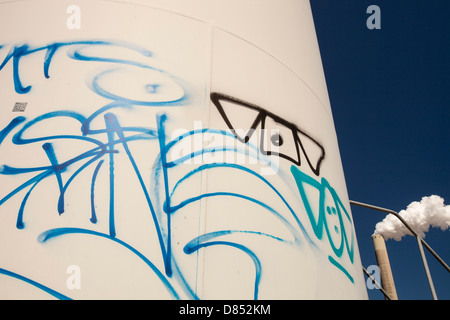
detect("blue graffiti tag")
[0,39,356,299]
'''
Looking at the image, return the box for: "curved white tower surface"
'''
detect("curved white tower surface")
[0,0,368,299]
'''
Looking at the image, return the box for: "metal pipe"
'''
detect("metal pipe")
[416,236,438,300]
[349,200,450,272]
[349,199,449,300]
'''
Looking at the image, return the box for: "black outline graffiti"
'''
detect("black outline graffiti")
[210,92,325,176]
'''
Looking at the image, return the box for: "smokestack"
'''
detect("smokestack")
[372,234,398,300]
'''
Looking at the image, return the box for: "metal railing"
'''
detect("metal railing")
[350,200,450,300]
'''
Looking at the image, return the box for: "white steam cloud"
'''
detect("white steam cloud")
[374,195,450,241]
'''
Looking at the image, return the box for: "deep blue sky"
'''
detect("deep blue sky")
[310,0,450,300]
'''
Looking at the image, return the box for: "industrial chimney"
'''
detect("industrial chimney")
[372,234,398,300]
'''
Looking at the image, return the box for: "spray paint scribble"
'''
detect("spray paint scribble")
[0,38,359,299]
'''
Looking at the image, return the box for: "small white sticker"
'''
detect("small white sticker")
[12,102,27,112]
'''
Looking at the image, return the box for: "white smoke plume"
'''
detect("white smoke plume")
[373,195,450,241]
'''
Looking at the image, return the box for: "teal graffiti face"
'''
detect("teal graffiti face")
[290,165,355,281]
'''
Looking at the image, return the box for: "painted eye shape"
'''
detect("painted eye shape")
[270,132,283,147]
[326,206,337,215]
[326,206,340,233]
[260,114,298,164]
